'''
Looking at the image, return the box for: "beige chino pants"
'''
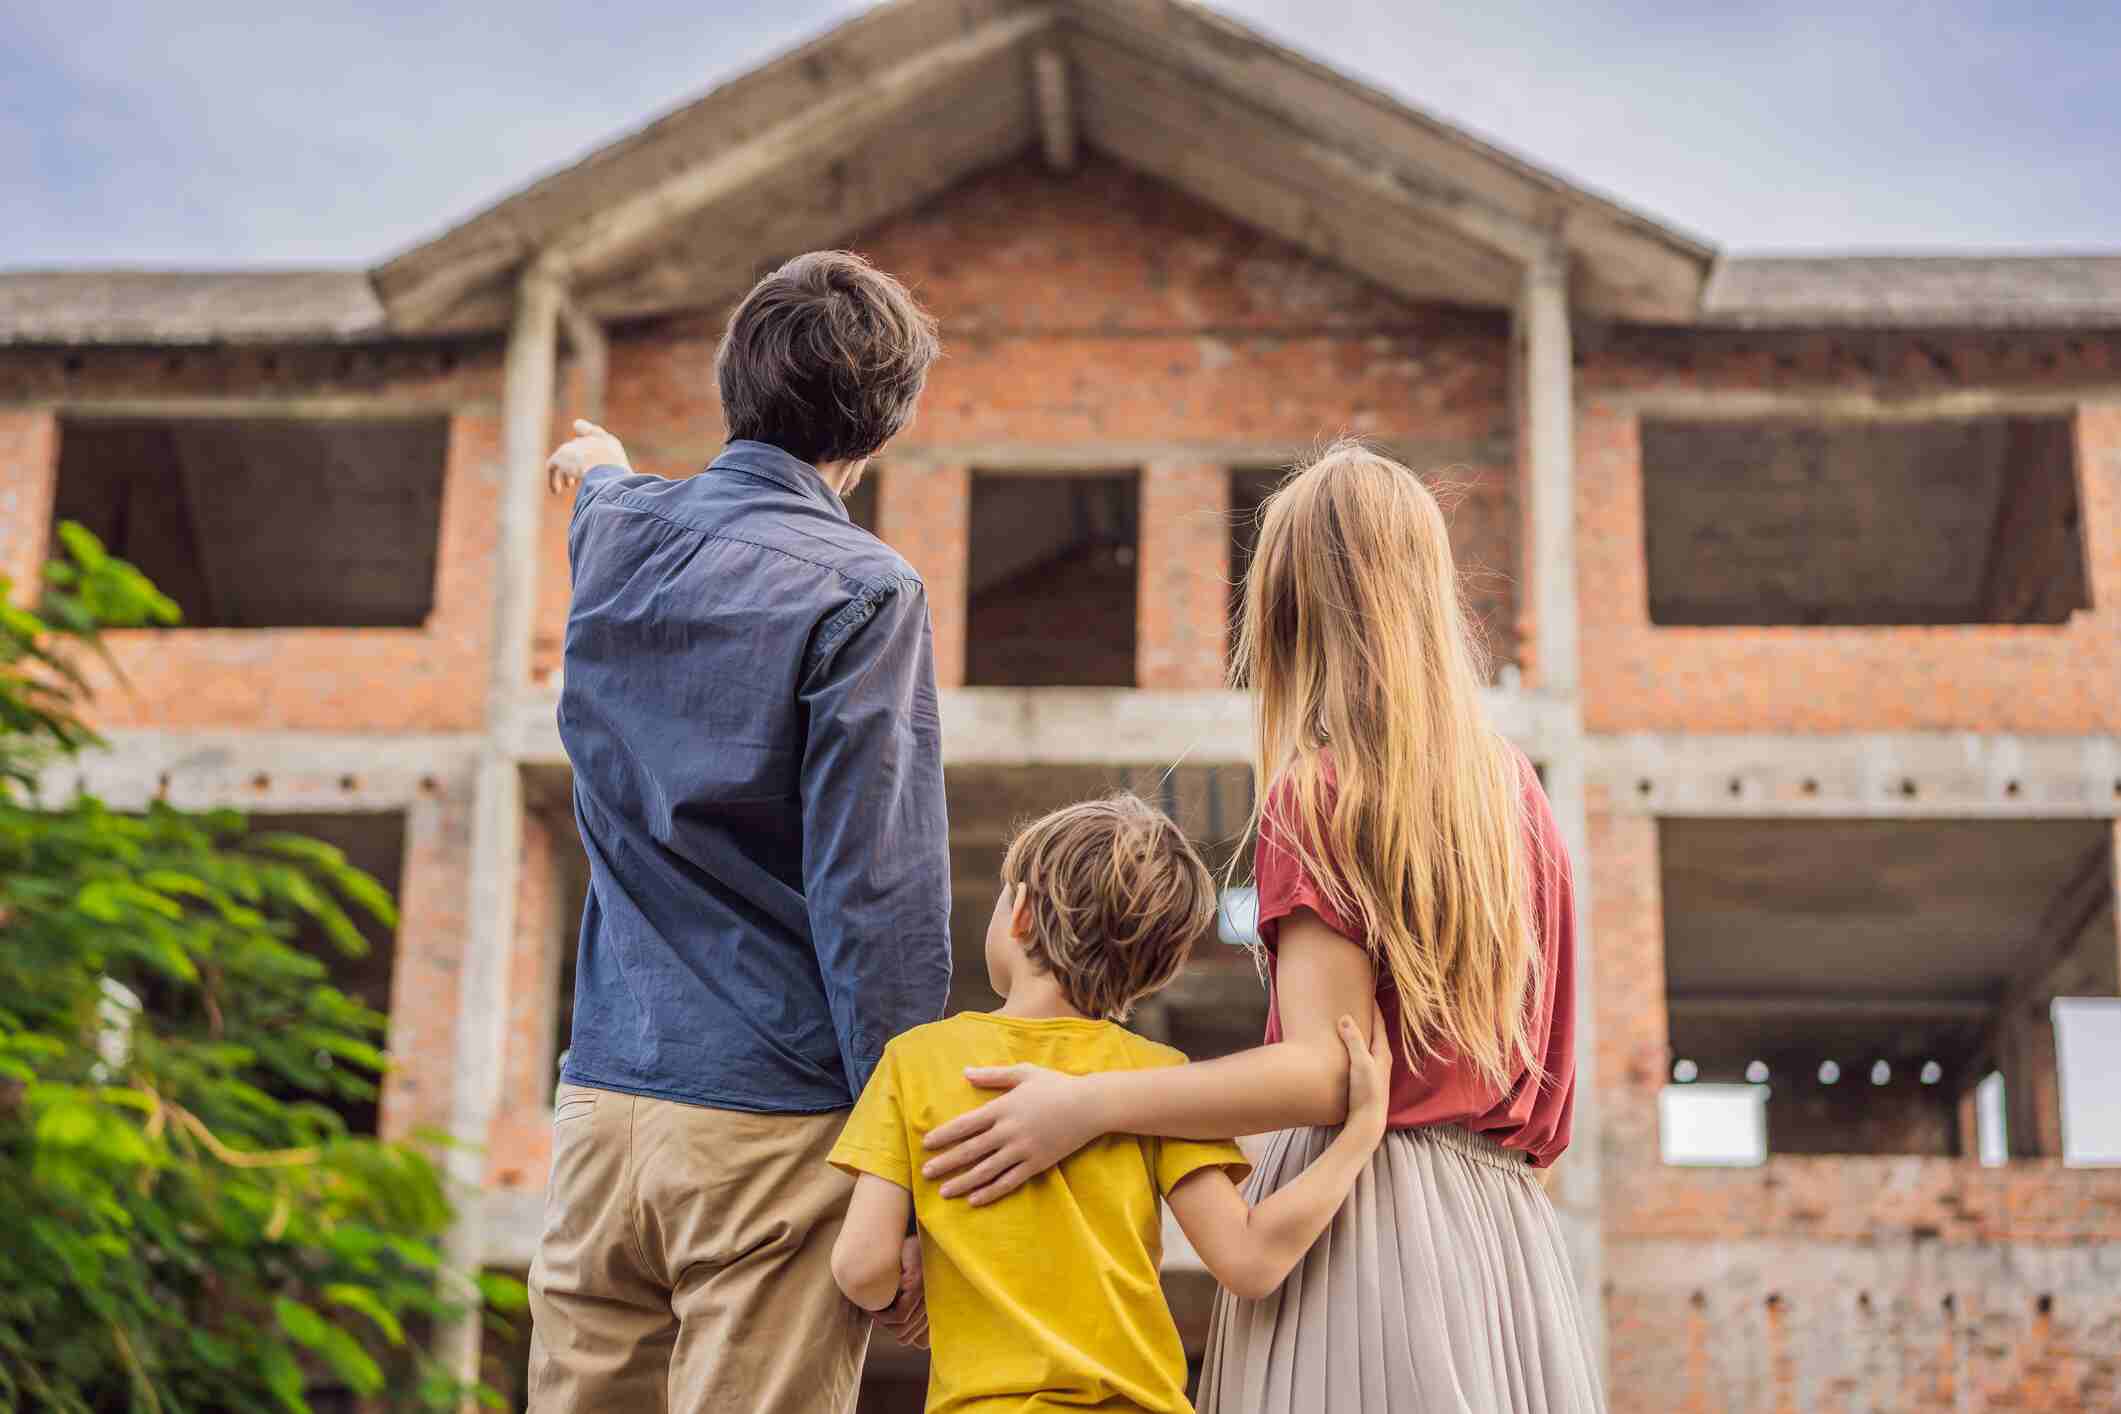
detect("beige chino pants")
[527,1084,867,1413]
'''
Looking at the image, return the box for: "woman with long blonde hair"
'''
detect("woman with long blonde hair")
[921,441,1602,1411]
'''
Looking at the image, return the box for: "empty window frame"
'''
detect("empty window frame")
[53,415,450,628]
[966,472,1139,687]
[1660,817,2114,1161]
[1640,415,2088,627]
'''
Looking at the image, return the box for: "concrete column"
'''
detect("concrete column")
[1519,246,1605,1377]
[1524,248,1578,698]
[878,462,971,687]
[1137,461,1231,690]
[440,258,565,1388]
[0,409,58,601]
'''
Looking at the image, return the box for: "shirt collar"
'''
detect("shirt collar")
[711,440,849,520]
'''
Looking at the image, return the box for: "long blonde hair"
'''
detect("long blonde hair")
[1234,440,1542,1094]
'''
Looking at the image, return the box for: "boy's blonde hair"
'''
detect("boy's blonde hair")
[1001,794,1215,1021]
[1234,438,1544,1095]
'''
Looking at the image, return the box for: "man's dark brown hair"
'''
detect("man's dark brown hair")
[1002,794,1217,1021]
[714,250,941,467]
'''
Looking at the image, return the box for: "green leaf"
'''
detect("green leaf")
[474,1270,529,1315]
[274,1298,383,1394]
[321,1283,404,1346]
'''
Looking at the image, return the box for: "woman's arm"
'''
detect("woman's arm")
[921,913,1376,1205]
[1167,1007,1390,1299]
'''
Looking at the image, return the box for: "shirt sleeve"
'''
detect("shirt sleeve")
[798,578,954,1098]
[827,1047,913,1190]
[1253,778,1362,948]
[1153,1136,1252,1197]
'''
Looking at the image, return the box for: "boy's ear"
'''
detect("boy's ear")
[1009,882,1035,941]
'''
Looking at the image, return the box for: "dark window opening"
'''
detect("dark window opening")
[1227,469,1281,676]
[966,473,1138,687]
[1660,817,2115,1160]
[53,415,449,628]
[1642,415,2088,627]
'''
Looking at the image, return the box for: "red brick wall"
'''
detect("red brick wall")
[1138,460,1230,690]
[526,157,1521,682]
[1577,337,2121,735]
[0,408,56,598]
[1592,804,2121,1412]
[377,785,475,1144]
[878,462,972,687]
[485,803,570,1191]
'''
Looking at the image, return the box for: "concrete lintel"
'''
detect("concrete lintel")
[884,437,1513,473]
[509,685,1573,769]
[32,395,492,420]
[1603,386,2121,421]
[38,730,482,810]
[1592,731,2121,817]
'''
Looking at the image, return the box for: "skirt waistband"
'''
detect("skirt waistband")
[1388,1122,1537,1174]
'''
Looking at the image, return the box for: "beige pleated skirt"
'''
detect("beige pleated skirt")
[1197,1123,1606,1414]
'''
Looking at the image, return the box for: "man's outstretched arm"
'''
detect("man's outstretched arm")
[799,579,953,1098]
[546,418,637,497]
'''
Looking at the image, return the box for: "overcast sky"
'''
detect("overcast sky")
[4,0,2116,269]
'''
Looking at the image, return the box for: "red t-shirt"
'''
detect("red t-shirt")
[1257,746,1576,1167]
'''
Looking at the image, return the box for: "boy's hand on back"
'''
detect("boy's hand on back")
[1341,1003,1393,1143]
[547,418,630,495]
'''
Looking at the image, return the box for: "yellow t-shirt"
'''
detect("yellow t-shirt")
[829,1011,1251,1414]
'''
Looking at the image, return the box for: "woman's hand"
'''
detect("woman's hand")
[919,1064,1099,1206]
[1341,1003,1393,1143]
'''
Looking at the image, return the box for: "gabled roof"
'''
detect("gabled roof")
[2,0,2115,346]
[370,0,1715,333]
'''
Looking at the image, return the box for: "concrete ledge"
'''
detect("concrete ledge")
[1590,731,2121,817]
[478,1184,546,1272]
[511,685,1574,768]
[40,729,483,810]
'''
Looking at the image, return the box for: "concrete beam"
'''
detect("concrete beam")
[508,685,1577,770]
[1032,47,1076,171]
[37,730,480,811]
[1590,732,2121,817]
[1608,387,2120,420]
[548,9,1054,280]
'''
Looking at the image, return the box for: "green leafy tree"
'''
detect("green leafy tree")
[0,525,522,1411]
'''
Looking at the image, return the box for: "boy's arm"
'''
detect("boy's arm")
[799,580,952,1096]
[831,1175,914,1312]
[1166,1009,1390,1300]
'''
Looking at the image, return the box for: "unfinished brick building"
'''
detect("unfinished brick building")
[4,2,2118,1408]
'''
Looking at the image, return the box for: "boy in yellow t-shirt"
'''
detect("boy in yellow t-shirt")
[829,794,1391,1413]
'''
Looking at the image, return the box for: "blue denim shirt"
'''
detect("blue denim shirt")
[557,440,951,1112]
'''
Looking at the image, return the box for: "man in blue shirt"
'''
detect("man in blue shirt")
[528,251,951,1413]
